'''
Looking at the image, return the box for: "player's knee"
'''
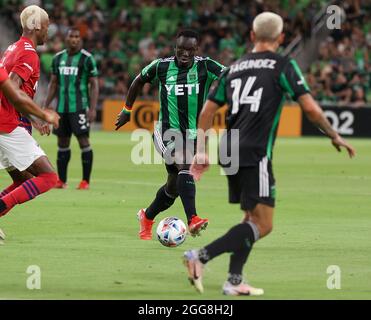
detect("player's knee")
[58,137,70,148]
[77,135,90,149]
[165,180,178,198]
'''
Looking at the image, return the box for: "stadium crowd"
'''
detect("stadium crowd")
[308,0,370,107]
[0,0,369,107]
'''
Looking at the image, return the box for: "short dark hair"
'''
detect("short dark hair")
[66,27,80,35]
[176,29,200,42]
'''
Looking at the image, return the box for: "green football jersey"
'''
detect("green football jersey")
[141,56,225,139]
[52,49,98,113]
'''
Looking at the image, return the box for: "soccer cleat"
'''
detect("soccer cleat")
[222,281,264,296]
[0,228,5,241]
[55,179,67,189]
[183,249,204,293]
[76,180,89,190]
[137,208,154,240]
[188,215,209,237]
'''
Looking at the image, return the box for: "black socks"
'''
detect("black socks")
[145,185,177,220]
[81,147,93,183]
[177,170,196,223]
[57,148,71,183]
[198,222,260,285]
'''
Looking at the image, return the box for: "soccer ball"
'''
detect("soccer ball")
[156,217,187,247]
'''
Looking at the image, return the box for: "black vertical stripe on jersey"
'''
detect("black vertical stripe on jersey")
[157,61,171,135]
[53,53,63,77]
[196,61,207,122]
[176,68,189,135]
[75,54,88,112]
[64,55,73,113]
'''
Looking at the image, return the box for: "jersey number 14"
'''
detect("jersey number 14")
[230,77,263,114]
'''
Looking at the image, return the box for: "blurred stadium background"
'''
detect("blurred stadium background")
[0,0,370,113]
[0,0,371,300]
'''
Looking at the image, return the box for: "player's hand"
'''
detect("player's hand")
[88,108,97,123]
[190,153,210,181]
[31,117,51,136]
[115,110,130,131]
[331,134,356,158]
[43,109,60,130]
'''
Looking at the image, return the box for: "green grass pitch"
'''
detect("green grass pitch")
[0,131,370,300]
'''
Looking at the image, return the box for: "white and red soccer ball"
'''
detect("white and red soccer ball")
[156,217,187,247]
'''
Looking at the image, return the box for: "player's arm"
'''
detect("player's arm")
[86,55,99,122]
[298,94,355,157]
[88,76,99,122]
[9,71,23,87]
[114,74,146,130]
[43,74,58,109]
[115,59,159,130]
[0,78,59,128]
[9,71,51,135]
[280,59,355,158]
[191,70,228,180]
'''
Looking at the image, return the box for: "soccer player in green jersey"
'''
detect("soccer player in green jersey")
[115,29,225,240]
[44,28,99,190]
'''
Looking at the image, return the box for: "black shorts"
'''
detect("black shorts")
[153,128,196,167]
[53,111,90,137]
[226,157,276,211]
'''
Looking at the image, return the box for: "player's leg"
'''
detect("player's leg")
[138,165,178,240]
[76,134,92,190]
[54,113,72,188]
[145,165,179,220]
[184,164,274,294]
[0,168,33,197]
[175,139,208,236]
[0,127,58,216]
[222,204,272,296]
[184,205,271,295]
[56,136,71,188]
[71,111,92,190]
[137,129,180,240]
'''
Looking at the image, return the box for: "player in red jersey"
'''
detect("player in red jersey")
[0,6,60,241]
[0,5,52,198]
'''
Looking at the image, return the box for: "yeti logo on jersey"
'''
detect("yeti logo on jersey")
[230,59,276,74]
[165,84,200,95]
[59,66,79,76]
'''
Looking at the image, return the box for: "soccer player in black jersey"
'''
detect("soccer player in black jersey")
[115,30,225,239]
[184,12,355,295]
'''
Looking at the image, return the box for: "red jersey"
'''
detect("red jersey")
[0,67,8,84]
[0,36,40,133]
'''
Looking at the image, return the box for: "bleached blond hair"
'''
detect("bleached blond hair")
[253,12,283,42]
[20,5,48,31]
